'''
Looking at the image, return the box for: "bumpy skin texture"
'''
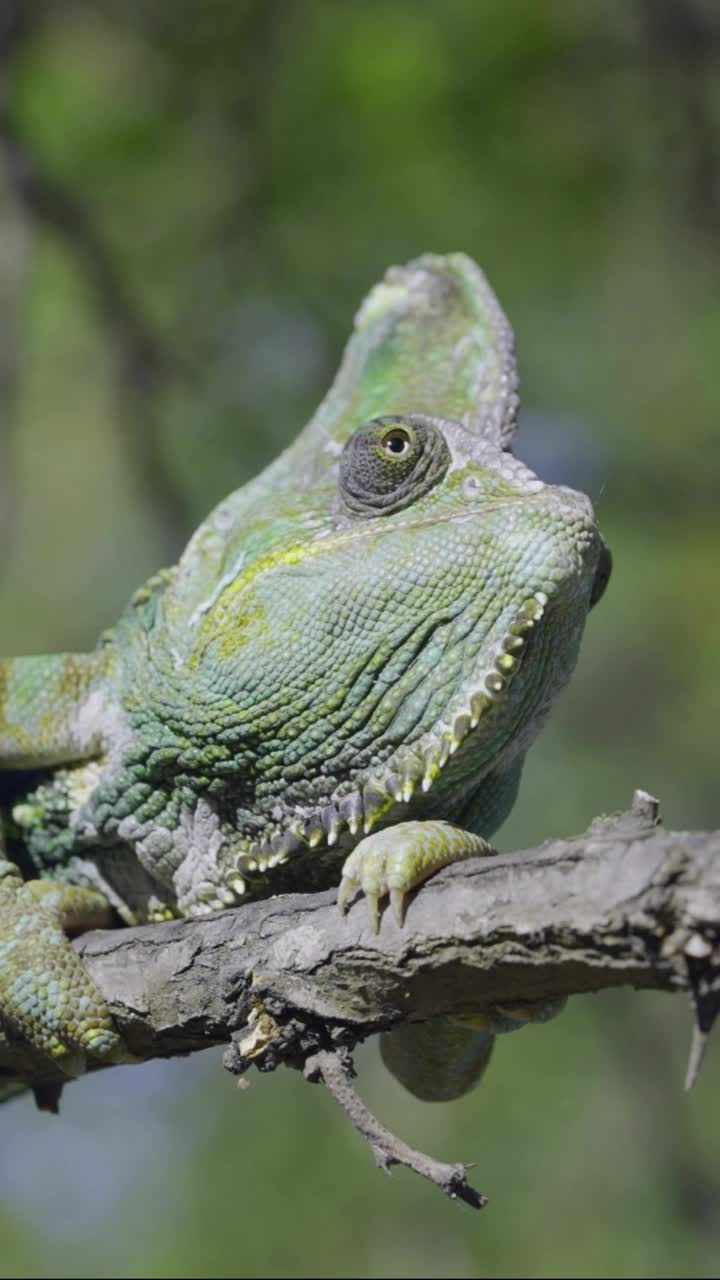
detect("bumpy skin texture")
[0,254,609,1098]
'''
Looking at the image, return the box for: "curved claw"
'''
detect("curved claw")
[337,874,381,934]
[337,820,494,932]
[366,892,381,935]
[337,873,357,917]
[389,888,406,927]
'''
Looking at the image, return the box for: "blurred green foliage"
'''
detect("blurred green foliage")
[0,1,718,1276]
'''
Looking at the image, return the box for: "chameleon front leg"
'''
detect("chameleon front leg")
[338,820,507,1099]
[0,858,128,1078]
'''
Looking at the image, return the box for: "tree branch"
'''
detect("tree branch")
[304,1047,486,1210]
[2,792,718,1206]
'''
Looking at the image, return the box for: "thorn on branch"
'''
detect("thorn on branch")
[305,1048,487,1210]
[685,1022,711,1092]
[684,937,719,1091]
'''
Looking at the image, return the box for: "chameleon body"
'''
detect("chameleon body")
[0,254,609,1100]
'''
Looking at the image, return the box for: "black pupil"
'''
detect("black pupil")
[384,433,408,454]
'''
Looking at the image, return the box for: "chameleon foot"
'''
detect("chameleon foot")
[338,820,494,932]
[0,860,129,1076]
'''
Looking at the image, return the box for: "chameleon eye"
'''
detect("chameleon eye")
[381,427,412,457]
[339,415,450,517]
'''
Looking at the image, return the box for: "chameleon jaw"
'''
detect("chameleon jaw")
[224,592,547,899]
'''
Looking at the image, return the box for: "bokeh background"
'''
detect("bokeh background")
[1,2,719,1276]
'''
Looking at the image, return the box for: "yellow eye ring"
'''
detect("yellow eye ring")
[381,427,412,457]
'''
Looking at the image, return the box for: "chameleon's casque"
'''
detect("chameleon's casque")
[0,254,609,1101]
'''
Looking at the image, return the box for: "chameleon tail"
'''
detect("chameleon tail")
[0,1079,30,1106]
[0,651,111,769]
[381,998,568,1101]
[380,1018,495,1102]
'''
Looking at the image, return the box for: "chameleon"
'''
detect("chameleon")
[0,252,610,1106]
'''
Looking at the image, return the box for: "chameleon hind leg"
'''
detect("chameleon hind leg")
[0,858,127,1079]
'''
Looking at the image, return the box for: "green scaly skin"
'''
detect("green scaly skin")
[0,254,609,1101]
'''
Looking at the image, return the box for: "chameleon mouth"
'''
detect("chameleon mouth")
[223,591,547,899]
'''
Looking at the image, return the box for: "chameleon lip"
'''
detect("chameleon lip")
[227,591,547,894]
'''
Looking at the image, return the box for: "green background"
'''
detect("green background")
[0,2,718,1276]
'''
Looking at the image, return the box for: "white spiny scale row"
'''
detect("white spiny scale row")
[226,592,547,899]
[418,591,545,790]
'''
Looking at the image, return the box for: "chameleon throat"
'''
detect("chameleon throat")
[222,591,547,903]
